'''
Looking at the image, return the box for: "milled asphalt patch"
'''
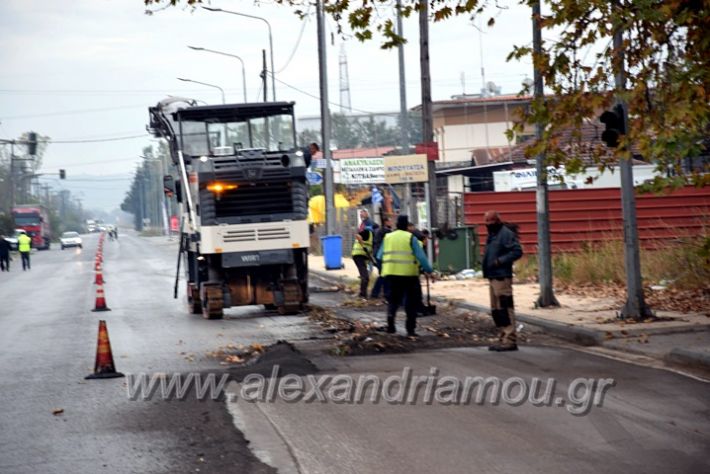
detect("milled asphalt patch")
[309,268,709,367]
[310,268,605,345]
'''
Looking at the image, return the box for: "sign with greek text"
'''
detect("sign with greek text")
[338,158,385,185]
[384,154,429,184]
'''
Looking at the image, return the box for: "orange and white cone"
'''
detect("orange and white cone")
[91,284,111,312]
[94,269,104,285]
[85,320,124,379]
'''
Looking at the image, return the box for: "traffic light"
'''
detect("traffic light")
[59,169,66,179]
[599,104,626,148]
[27,132,38,155]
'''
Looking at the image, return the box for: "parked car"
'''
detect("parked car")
[60,231,83,250]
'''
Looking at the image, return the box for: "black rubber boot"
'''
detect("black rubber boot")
[387,316,396,334]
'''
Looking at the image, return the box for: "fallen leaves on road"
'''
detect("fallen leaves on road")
[52,408,64,416]
[207,342,265,366]
[307,303,503,356]
[341,297,387,309]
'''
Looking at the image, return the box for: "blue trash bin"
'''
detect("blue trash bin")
[321,235,343,270]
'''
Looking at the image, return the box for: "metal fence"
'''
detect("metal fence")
[463,186,710,253]
[311,207,359,257]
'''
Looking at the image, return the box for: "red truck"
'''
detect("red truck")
[11,205,52,250]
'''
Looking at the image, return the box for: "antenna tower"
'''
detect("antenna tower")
[339,43,352,114]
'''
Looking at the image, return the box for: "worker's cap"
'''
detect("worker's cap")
[396,214,409,229]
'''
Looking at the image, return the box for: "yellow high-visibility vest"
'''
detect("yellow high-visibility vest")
[18,234,31,252]
[352,230,373,257]
[382,230,419,277]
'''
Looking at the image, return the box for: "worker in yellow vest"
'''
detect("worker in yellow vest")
[376,215,433,337]
[351,224,374,298]
[17,231,32,271]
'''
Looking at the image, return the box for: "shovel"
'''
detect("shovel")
[420,274,437,316]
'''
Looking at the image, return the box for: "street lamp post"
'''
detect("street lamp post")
[141,155,169,237]
[176,78,229,148]
[176,77,226,104]
[201,6,276,102]
[188,46,248,103]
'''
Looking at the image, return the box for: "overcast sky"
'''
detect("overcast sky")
[0,0,535,209]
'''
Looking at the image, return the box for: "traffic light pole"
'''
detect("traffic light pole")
[613,14,653,320]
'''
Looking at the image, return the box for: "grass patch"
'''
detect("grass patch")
[513,236,710,290]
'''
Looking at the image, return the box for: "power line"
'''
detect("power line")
[276,7,312,73]
[269,73,378,116]
[43,156,146,168]
[43,134,149,144]
[0,104,147,120]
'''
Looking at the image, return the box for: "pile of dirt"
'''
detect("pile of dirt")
[308,302,504,356]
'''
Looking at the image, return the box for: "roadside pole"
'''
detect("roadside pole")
[419,2,437,229]
[317,0,335,235]
[532,1,559,307]
[612,4,652,319]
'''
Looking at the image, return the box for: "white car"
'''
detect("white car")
[60,231,83,250]
[5,229,25,250]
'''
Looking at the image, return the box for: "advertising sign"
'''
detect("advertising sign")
[384,154,429,184]
[339,158,385,185]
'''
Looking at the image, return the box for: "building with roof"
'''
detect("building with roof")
[412,93,534,197]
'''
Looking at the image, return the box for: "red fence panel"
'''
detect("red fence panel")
[463,186,710,253]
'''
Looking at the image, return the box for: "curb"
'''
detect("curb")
[664,348,710,372]
[432,297,605,346]
[309,268,710,371]
[309,268,605,346]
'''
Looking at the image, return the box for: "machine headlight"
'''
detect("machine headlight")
[207,182,238,193]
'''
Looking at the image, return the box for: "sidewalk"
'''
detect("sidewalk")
[309,254,710,371]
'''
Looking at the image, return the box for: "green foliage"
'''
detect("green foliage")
[150,0,710,186]
[298,128,321,148]
[309,184,323,196]
[0,212,13,235]
[513,0,710,187]
[300,112,404,150]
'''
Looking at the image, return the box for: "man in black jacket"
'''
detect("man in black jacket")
[370,217,392,299]
[483,211,523,351]
[0,235,10,272]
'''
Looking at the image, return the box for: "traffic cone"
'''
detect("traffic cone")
[94,269,104,285]
[91,284,111,312]
[85,320,124,379]
[95,261,102,272]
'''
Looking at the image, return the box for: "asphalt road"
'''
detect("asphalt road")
[0,232,708,474]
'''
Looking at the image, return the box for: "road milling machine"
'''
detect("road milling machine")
[148,98,309,318]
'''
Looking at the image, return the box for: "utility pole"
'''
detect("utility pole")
[261,49,268,103]
[532,1,559,308]
[612,2,652,320]
[317,0,335,235]
[419,2,437,229]
[396,0,415,220]
[136,165,144,231]
[9,143,16,209]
